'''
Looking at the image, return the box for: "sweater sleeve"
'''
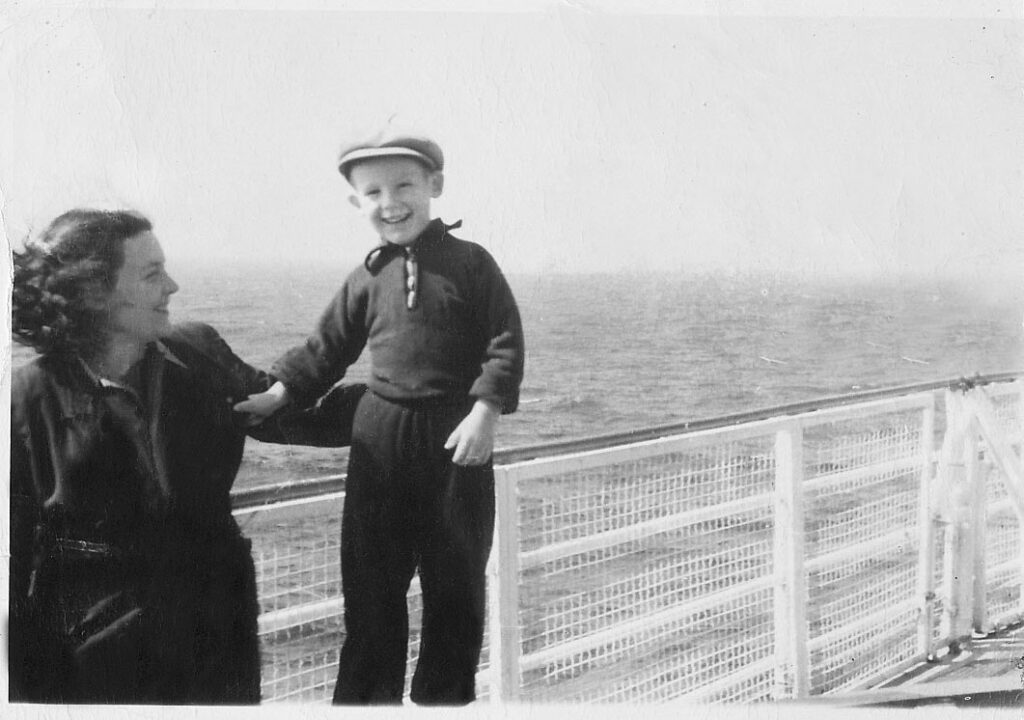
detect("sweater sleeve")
[270,276,369,407]
[468,249,525,414]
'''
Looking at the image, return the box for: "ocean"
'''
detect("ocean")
[10,264,1023,489]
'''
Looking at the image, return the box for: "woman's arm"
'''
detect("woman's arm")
[164,322,363,447]
[8,376,63,701]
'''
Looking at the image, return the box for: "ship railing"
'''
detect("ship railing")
[232,372,1024,703]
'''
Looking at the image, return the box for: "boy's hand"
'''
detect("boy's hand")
[445,399,500,466]
[233,382,292,427]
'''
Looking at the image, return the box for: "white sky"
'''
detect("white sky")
[2,1,1023,280]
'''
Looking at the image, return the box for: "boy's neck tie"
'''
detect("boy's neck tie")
[362,219,465,310]
[404,246,418,310]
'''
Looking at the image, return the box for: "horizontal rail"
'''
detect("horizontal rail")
[259,597,343,635]
[492,372,1020,466]
[232,373,1019,511]
[235,475,344,510]
[683,656,778,702]
[235,489,344,528]
[803,457,922,495]
[519,491,773,570]
[806,598,918,652]
[518,575,774,672]
[804,527,918,573]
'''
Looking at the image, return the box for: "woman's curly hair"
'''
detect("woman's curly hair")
[12,209,153,357]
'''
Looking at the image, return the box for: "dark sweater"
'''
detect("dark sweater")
[273,219,525,413]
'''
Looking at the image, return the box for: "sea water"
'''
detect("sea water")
[10,262,1023,488]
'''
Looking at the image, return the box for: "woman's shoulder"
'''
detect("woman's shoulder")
[12,354,71,394]
[160,322,234,361]
[12,357,46,403]
[162,321,223,346]
[159,323,256,387]
[10,355,77,423]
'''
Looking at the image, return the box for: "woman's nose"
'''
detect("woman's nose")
[165,275,180,295]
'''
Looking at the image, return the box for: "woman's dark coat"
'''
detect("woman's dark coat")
[8,322,360,704]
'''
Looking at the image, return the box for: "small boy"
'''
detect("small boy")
[236,127,525,705]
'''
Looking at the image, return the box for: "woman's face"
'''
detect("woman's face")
[106,231,180,346]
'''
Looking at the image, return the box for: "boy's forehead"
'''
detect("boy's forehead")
[349,157,433,185]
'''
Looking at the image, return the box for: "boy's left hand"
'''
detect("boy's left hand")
[445,399,500,466]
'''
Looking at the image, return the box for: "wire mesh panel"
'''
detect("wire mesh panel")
[980,382,1024,625]
[224,379,1024,706]
[236,493,344,701]
[800,407,927,694]
[504,432,779,702]
[234,491,429,703]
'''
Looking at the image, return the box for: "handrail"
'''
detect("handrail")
[232,370,1022,510]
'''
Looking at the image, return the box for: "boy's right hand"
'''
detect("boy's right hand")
[233,382,292,426]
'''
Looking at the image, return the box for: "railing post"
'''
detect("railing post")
[488,466,521,703]
[1019,381,1024,617]
[916,398,937,657]
[962,386,1024,625]
[773,422,810,699]
[939,391,974,645]
[967,399,989,635]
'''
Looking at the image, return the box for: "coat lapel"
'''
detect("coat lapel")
[144,348,173,501]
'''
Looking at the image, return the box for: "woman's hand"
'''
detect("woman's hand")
[445,399,499,466]
[233,382,291,426]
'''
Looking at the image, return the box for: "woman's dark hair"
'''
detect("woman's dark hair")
[12,209,153,357]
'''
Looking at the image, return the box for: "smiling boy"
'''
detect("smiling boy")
[235,127,525,705]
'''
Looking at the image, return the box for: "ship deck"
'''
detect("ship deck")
[804,623,1024,709]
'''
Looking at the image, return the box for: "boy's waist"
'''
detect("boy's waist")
[367,376,474,409]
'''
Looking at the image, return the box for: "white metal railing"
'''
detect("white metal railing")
[232,374,1023,704]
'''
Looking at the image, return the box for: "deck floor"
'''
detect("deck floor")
[819,624,1024,708]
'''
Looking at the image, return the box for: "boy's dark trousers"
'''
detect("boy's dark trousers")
[331,390,496,706]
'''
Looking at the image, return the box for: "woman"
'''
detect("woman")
[8,209,359,704]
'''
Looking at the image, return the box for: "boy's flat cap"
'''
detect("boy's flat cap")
[337,129,444,178]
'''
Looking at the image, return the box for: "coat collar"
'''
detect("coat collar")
[363,218,462,273]
[76,340,188,391]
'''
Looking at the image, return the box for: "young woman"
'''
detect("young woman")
[8,209,360,704]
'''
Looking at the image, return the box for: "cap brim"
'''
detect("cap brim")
[338,147,438,175]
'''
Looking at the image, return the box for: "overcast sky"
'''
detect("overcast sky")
[2,1,1022,281]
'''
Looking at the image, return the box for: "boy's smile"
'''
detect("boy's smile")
[347,156,444,246]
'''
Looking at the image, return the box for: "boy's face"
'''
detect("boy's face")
[347,156,444,246]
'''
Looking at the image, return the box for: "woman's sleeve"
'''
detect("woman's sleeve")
[169,321,363,447]
[172,322,275,398]
[8,384,54,701]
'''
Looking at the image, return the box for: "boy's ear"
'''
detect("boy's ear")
[429,172,444,198]
[347,193,361,210]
